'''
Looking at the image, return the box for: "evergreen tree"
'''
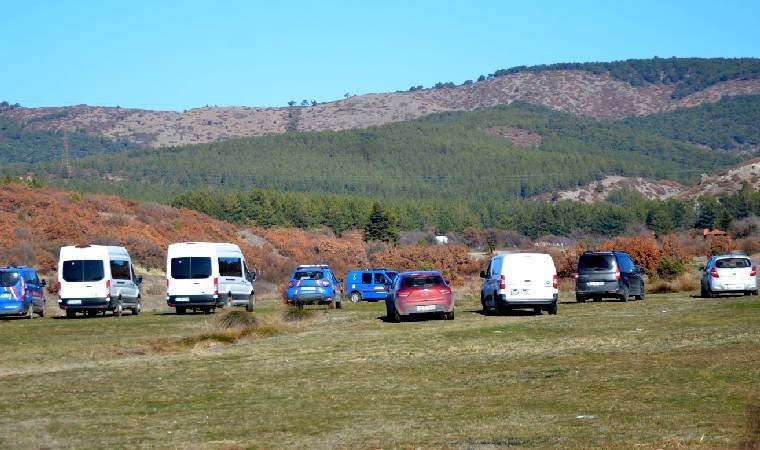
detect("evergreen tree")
[364,202,399,244]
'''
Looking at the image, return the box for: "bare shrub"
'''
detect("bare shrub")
[213,309,257,330]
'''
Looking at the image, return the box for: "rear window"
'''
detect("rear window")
[110,260,131,280]
[402,274,444,288]
[715,258,751,269]
[578,254,614,271]
[171,257,212,279]
[0,271,20,287]
[294,271,324,280]
[62,260,105,282]
[218,257,242,277]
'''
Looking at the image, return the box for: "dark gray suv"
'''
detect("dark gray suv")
[575,251,644,302]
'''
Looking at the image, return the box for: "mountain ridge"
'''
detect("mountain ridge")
[3,58,760,148]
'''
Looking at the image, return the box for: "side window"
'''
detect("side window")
[491,257,502,276]
[23,271,39,285]
[361,272,372,284]
[110,260,131,280]
[618,254,633,273]
[374,273,387,284]
[219,257,242,277]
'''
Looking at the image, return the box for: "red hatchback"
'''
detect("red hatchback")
[385,271,454,322]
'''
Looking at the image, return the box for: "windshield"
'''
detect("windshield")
[171,257,212,279]
[62,260,105,282]
[402,275,444,288]
[578,254,614,271]
[0,271,20,287]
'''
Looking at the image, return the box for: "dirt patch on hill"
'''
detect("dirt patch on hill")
[481,126,542,147]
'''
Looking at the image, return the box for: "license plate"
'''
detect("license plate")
[175,297,189,302]
[68,299,82,305]
[587,282,604,286]
[3,305,18,309]
[510,289,530,295]
[417,305,436,312]
[0,293,11,299]
[300,287,316,292]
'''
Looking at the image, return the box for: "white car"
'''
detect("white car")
[700,254,757,298]
[480,252,558,314]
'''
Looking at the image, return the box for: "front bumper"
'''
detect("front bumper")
[0,301,26,316]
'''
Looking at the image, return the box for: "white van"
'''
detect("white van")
[166,242,255,314]
[58,245,142,318]
[480,252,558,315]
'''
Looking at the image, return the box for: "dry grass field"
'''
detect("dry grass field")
[0,291,758,449]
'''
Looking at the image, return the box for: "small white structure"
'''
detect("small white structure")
[434,235,449,245]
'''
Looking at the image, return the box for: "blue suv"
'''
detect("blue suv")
[286,265,343,308]
[0,266,47,319]
[346,268,398,302]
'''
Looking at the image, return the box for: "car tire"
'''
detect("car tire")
[246,295,254,312]
[26,303,34,319]
[66,309,76,319]
[86,310,98,318]
[620,285,629,302]
[335,300,342,309]
[533,307,542,315]
[548,303,558,315]
[635,284,645,301]
[131,300,141,315]
[444,309,455,320]
[701,284,708,298]
[39,301,45,318]
[575,294,586,303]
[225,296,232,308]
[176,307,186,315]
[350,292,361,303]
[114,301,123,317]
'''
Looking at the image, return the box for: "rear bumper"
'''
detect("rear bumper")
[397,299,454,316]
[287,293,332,304]
[167,294,221,308]
[0,301,27,316]
[59,297,110,310]
[576,281,622,296]
[709,280,757,293]
[496,293,558,307]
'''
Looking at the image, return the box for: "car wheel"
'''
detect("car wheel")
[635,284,645,301]
[548,303,558,315]
[225,296,232,308]
[65,309,75,318]
[335,300,342,309]
[620,285,629,302]
[131,300,141,315]
[86,309,98,318]
[246,295,254,312]
[38,301,45,318]
[700,284,708,298]
[444,309,455,320]
[533,307,542,315]
[176,307,186,315]
[575,294,586,303]
[388,303,400,323]
[753,290,759,296]
[350,292,361,303]
[26,303,34,319]
[114,301,123,317]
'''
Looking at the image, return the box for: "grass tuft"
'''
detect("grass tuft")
[213,309,257,330]
[284,306,315,321]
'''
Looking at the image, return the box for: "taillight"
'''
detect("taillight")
[499,274,506,290]
[287,281,295,288]
[213,277,219,295]
[710,268,719,278]
[573,272,578,280]
[751,266,757,277]
[552,274,558,289]
[439,285,452,295]
[615,269,621,280]
[105,279,111,298]
[397,289,411,298]
[320,280,330,287]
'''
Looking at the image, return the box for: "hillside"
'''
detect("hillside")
[14,103,732,204]
[2,57,760,148]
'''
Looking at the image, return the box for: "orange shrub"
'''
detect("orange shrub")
[599,235,661,274]
[370,245,481,286]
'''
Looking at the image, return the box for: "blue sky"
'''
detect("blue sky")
[3,0,759,111]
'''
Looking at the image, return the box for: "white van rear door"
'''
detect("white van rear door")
[168,256,215,296]
[505,255,555,300]
[60,260,107,299]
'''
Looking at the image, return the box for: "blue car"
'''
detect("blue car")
[286,265,342,308]
[346,268,398,302]
[0,266,47,319]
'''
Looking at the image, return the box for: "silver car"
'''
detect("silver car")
[700,254,757,298]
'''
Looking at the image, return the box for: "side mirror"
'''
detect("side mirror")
[41,279,47,287]
[137,275,143,285]
[699,266,705,272]
[249,271,257,281]
[479,271,487,279]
